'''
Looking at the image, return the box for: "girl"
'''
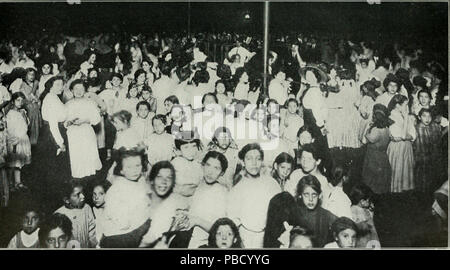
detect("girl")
[322,165,352,219]
[324,217,358,248]
[214,80,232,109]
[55,181,97,248]
[264,192,303,248]
[188,151,229,248]
[102,149,151,240]
[134,69,147,94]
[120,82,141,117]
[413,108,442,193]
[268,65,290,106]
[232,67,250,101]
[362,104,392,194]
[38,213,73,249]
[142,59,156,87]
[17,68,41,145]
[145,114,175,166]
[6,92,31,190]
[227,143,281,248]
[295,174,337,248]
[271,152,295,191]
[130,101,154,144]
[139,84,157,113]
[357,79,380,143]
[202,218,243,248]
[189,69,211,110]
[281,98,304,150]
[91,180,112,246]
[80,52,96,77]
[64,79,102,179]
[111,110,143,151]
[376,73,404,107]
[164,95,180,118]
[412,90,431,116]
[38,62,56,99]
[288,226,315,248]
[349,183,380,248]
[7,206,41,248]
[387,95,416,192]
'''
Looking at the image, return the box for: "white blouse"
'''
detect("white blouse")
[42,92,67,146]
[302,86,328,127]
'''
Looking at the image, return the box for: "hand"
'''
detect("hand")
[278,221,294,248]
[58,143,66,152]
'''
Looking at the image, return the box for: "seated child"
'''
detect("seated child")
[8,205,41,248]
[38,213,73,249]
[324,217,358,248]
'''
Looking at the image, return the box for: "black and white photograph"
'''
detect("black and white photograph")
[0,0,448,253]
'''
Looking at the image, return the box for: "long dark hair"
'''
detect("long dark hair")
[368,104,394,133]
[40,75,64,102]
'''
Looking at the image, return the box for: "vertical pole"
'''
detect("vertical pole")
[188,1,191,38]
[263,1,269,95]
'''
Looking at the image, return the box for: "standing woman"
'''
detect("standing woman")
[361,104,393,194]
[16,68,41,145]
[387,95,416,193]
[31,76,70,211]
[64,80,102,179]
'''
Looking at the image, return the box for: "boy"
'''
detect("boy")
[8,206,41,248]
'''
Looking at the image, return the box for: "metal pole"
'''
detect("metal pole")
[188,1,191,38]
[263,1,269,96]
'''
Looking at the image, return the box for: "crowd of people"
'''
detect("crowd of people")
[0,26,448,249]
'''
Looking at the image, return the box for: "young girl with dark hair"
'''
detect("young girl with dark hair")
[202,218,243,248]
[361,104,393,194]
[271,152,295,191]
[322,165,352,219]
[145,114,175,166]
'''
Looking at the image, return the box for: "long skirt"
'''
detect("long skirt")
[362,147,391,194]
[387,141,415,193]
[25,102,42,145]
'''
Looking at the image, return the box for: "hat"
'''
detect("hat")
[299,63,330,84]
[412,76,428,89]
[383,73,401,90]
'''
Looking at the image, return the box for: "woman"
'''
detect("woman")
[361,104,392,194]
[357,79,380,143]
[188,151,229,248]
[376,73,404,107]
[16,68,41,145]
[227,143,281,248]
[80,52,96,77]
[64,79,102,179]
[232,67,250,101]
[295,174,337,247]
[27,76,70,212]
[387,95,416,192]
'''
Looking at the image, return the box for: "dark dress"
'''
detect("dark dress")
[362,126,392,194]
[297,203,337,248]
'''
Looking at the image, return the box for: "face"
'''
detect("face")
[216,83,226,94]
[72,83,86,98]
[164,101,174,114]
[289,235,313,249]
[171,106,183,122]
[215,225,236,248]
[216,131,231,150]
[142,61,151,72]
[22,211,40,234]
[244,149,263,176]
[361,62,368,69]
[240,72,249,83]
[88,54,96,64]
[121,156,143,181]
[268,102,278,115]
[92,186,106,208]
[111,77,122,87]
[298,131,313,146]
[26,71,35,82]
[287,101,298,114]
[51,79,64,95]
[137,105,150,119]
[180,142,198,161]
[418,92,431,106]
[336,229,357,248]
[203,95,217,107]
[419,112,432,126]
[276,71,286,81]
[300,151,318,173]
[67,186,85,209]
[142,90,151,101]
[112,118,129,131]
[137,73,146,84]
[275,162,292,180]
[14,97,24,109]
[153,119,166,135]
[45,228,69,249]
[397,101,408,114]
[203,157,223,184]
[300,186,319,210]
[387,82,398,95]
[42,64,51,75]
[129,87,138,98]
[153,168,174,197]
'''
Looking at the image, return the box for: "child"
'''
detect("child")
[102,149,151,241]
[414,108,443,193]
[288,227,314,249]
[202,218,242,248]
[139,84,157,113]
[6,92,31,190]
[324,217,358,248]
[54,181,97,248]
[0,110,8,206]
[121,82,140,117]
[130,101,154,144]
[38,213,73,249]
[281,98,304,150]
[91,180,112,246]
[214,80,232,109]
[145,114,175,166]
[171,131,203,204]
[349,183,380,248]
[412,90,431,116]
[164,95,180,118]
[8,206,41,248]
[321,165,353,219]
[271,152,295,191]
[111,110,142,150]
[99,73,127,116]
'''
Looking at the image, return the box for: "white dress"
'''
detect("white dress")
[234,83,249,101]
[6,110,31,168]
[145,133,175,165]
[65,98,102,178]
